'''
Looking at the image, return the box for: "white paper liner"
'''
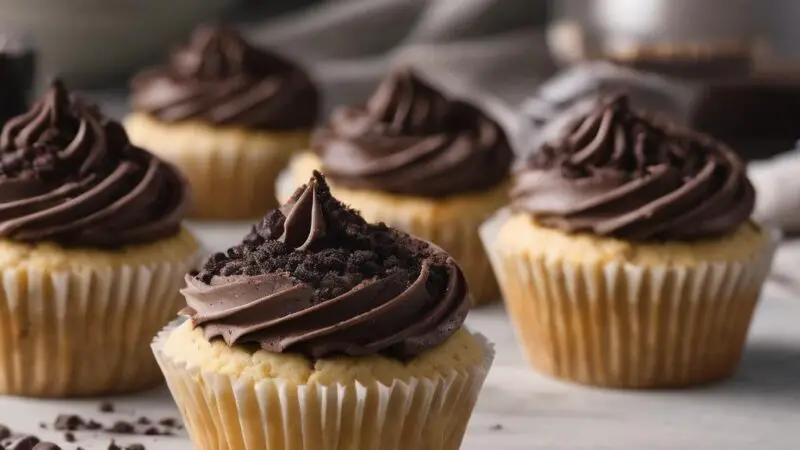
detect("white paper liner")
[480,208,780,388]
[153,320,494,450]
[277,165,501,305]
[0,247,200,397]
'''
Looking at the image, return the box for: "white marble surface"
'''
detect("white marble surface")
[0,223,797,450]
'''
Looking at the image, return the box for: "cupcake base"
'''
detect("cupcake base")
[279,152,506,306]
[125,113,310,220]
[481,209,778,389]
[0,229,199,397]
[153,320,493,450]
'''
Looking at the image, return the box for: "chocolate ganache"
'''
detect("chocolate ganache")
[131,24,319,131]
[512,95,755,241]
[0,79,188,247]
[182,171,469,359]
[313,67,513,197]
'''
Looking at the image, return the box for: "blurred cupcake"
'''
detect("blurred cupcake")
[0,80,198,397]
[481,95,777,389]
[281,68,513,305]
[153,172,493,450]
[125,24,319,220]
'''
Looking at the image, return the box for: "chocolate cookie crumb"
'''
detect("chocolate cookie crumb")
[157,418,178,428]
[489,424,504,431]
[107,422,134,434]
[85,421,102,431]
[125,444,145,450]
[135,418,150,426]
[99,402,115,413]
[32,443,60,450]
[0,425,10,440]
[107,441,121,450]
[5,435,39,450]
[142,428,160,436]
[196,172,440,303]
[53,415,84,432]
[63,432,75,443]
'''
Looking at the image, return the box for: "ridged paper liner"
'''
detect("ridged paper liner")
[277,167,501,306]
[480,209,779,389]
[153,320,494,450]
[0,248,199,397]
[126,114,309,220]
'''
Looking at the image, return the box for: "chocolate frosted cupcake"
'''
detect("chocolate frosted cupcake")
[125,24,319,219]
[282,67,513,305]
[0,80,198,397]
[481,95,777,389]
[153,172,493,450]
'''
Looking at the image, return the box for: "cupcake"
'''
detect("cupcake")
[281,67,513,305]
[0,80,198,397]
[481,95,777,389]
[153,172,493,450]
[125,24,319,219]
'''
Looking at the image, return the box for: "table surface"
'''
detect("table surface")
[0,222,797,450]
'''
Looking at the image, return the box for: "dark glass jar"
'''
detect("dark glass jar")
[0,34,35,127]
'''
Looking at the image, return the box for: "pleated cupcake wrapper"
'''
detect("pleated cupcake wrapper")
[277,167,500,306]
[479,208,779,388]
[126,115,309,220]
[152,320,495,450]
[0,252,199,397]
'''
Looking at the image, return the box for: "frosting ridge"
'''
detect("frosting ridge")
[313,67,512,197]
[512,95,755,241]
[131,24,318,131]
[182,171,469,359]
[0,79,188,247]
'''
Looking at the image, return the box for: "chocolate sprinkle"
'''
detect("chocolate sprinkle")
[157,418,177,428]
[53,415,84,432]
[98,402,115,413]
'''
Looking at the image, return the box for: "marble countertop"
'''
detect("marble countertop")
[0,222,796,450]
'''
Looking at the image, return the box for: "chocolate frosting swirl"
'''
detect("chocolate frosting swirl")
[182,172,469,359]
[131,24,319,131]
[313,67,513,197]
[512,95,755,241]
[0,80,188,247]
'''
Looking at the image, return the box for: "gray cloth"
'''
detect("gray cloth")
[243,0,555,128]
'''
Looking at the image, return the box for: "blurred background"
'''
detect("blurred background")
[5,0,800,157]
